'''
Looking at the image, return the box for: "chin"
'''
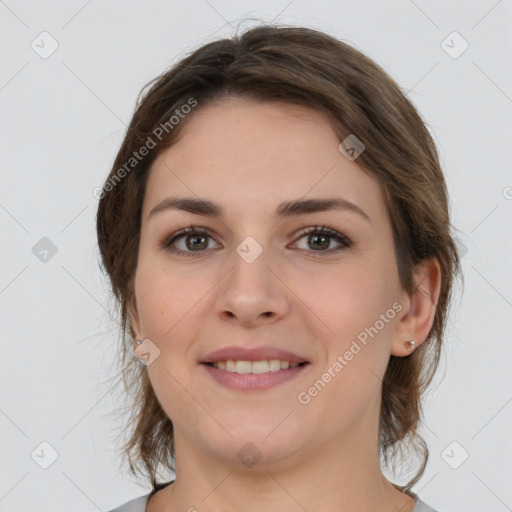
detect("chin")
[204,423,308,470]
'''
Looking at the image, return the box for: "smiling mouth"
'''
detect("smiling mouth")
[203,360,309,374]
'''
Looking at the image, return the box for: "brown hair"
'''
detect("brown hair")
[96,23,463,492]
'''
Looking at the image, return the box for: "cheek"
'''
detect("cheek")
[134,262,188,340]
[289,262,390,334]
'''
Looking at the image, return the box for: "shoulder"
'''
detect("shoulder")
[107,489,440,512]
[107,481,173,512]
[413,497,439,512]
[106,492,151,512]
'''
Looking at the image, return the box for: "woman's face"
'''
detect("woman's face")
[130,97,413,469]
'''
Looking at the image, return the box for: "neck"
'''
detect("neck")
[147,394,415,512]
[148,435,415,512]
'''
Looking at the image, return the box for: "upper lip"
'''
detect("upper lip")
[200,346,309,364]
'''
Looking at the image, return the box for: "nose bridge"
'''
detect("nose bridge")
[227,238,273,298]
[214,235,288,323]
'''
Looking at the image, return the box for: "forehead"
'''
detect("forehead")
[143,98,387,226]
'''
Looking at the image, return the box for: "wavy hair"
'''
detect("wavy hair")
[96,23,464,492]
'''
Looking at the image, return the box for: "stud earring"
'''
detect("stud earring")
[405,340,416,351]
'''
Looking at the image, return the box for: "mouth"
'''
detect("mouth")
[200,353,311,390]
[199,345,311,390]
[202,360,309,374]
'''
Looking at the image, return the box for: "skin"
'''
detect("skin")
[129,96,441,512]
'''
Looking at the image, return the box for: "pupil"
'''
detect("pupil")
[187,235,207,250]
[310,234,328,250]
[184,233,330,251]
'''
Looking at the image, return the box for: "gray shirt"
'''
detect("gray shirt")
[107,488,439,511]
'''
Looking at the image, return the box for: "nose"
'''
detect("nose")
[214,247,290,328]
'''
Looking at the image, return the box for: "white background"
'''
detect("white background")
[0,1,511,511]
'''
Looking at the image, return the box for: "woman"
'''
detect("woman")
[97,24,462,512]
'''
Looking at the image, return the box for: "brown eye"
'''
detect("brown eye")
[160,224,352,257]
[160,227,220,256]
[183,233,208,251]
[291,225,352,253]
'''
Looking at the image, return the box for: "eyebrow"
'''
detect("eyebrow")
[148,196,371,224]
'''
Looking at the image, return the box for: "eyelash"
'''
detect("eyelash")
[159,224,352,257]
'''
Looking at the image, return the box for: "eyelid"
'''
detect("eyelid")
[159,225,219,252]
[160,224,352,256]
[289,224,352,251]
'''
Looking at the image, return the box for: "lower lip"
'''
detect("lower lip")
[201,363,310,391]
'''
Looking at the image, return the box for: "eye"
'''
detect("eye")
[160,224,352,257]
[290,224,352,254]
[160,225,220,257]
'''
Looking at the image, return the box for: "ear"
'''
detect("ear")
[391,257,442,356]
[128,297,142,341]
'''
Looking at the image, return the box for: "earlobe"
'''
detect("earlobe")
[391,257,442,357]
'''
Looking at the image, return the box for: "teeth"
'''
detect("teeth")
[269,359,281,371]
[211,359,301,373]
